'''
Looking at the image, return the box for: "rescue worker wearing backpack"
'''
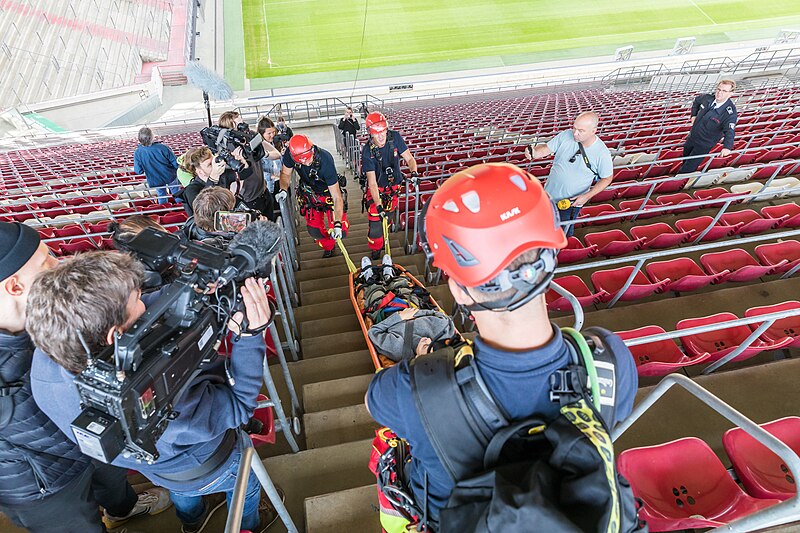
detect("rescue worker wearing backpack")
[365,163,643,532]
[279,134,348,258]
[361,112,419,260]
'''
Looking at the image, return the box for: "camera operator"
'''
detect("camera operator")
[274,116,293,144]
[178,146,227,216]
[257,116,284,203]
[338,107,360,148]
[27,251,280,533]
[0,223,170,532]
[181,187,240,248]
[216,112,276,222]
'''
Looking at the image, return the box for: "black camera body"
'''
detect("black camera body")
[71,229,270,464]
[200,124,266,172]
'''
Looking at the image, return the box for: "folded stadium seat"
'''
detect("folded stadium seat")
[683,170,723,189]
[677,312,793,363]
[630,223,694,250]
[583,229,646,257]
[545,275,608,311]
[53,224,87,239]
[754,147,791,164]
[744,301,800,348]
[675,216,741,242]
[746,163,783,181]
[616,325,711,376]
[723,417,800,501]
[555,236,597,264]
[86,221,112,235]
[612,168,641,182]
[719,210,782,236]
[716,167,756,184]
[646,257,728,292]
[761,204,800,228]
[755,240,800,274]
[618,199,660,220]
[653,177,689,194]
[692,187,729,201]
[160,212,188,225]
[640,162,673,179]
[44,240,62,257]
[590,266,670,302]
[615,181,654,199]
[586,185,617,203]
[655,192,695,214]
[60,238,99,256]
[617,437,781,532]
[577,204,624,227]
[700,248,785,283]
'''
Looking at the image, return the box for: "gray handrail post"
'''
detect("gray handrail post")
[691,199,733,243]
[262,330,300,452]
[606,258,647,308]
[701,318,775,375]
[611,374,800,533]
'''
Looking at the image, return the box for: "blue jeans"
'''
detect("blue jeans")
[558,205,582,238]
[155,179,184,204]
[169,451,261,531]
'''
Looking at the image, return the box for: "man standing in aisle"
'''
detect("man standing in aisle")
[526,111,613,237]
[677,79,738,174]
[361,112,418,260]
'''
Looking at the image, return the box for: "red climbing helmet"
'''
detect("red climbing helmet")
[365,112,388,135]
[419,163,567,294]
[288,134,315,166]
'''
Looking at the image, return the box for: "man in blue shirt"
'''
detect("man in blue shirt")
[28,251,278,533]
[526,111,613,237]
[133,127,182,204]
[361,112,418,260]
[366,163,637,528]
[279,134,348,258]
[678,80,738,174]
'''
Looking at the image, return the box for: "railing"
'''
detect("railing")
[236,95,387,123]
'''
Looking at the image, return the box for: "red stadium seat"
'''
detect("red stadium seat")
[590,266,669,302]
[677,312,793,363]
[577,204,624,226]
[160,211,188,225]
[60,238,98,255]
[693,187,729,201]
[744,301,800,348]
[630,223,693,249]
[719,210,782,236]
[618,199,660,219]
[555,236,597,264]
[700,248,785,283]
[53,224,86,239]
[655,192,695,214]
[646,257,727,292]
[761,204,800,228]
[755,240,800,274]
[617,437,780,532]
[723,417,800,501]
[675,216,741,242]
[616,325,710,376]
[545,276,608,312]
[583,229,645,257]
[248,394,277,447]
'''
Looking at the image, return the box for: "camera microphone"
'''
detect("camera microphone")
[184,60,234,101]
[222,220,284,283]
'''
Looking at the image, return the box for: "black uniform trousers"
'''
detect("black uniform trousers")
[678,138,715,174]
[0,462,137,533]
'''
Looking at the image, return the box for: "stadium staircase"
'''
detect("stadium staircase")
[2,82,800,531]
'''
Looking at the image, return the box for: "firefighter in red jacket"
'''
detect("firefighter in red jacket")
[361,112,418,260]
[279,135,348,258]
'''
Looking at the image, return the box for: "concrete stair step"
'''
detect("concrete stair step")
[301,330,367,359]
[262,439,376,533]
[299,240,406,255]
[300,313,360,339]
[295,299,361,323]
[299,263,420,294]
[305,485,379,533]
[303,374,374,413]
[299,227,370,245]
[299,248,424,271]
[300,285,350,306]
[287,349,374,389]
[303,404,377,449]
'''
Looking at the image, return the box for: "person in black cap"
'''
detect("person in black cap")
[0,222,171,532]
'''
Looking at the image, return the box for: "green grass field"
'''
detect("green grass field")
[238,0,800,82]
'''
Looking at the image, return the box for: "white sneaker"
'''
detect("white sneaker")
[381,254,394,281]
[360,256,374,281]
[103,487,173,529]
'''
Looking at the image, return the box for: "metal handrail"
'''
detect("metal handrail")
[612,374,800,532]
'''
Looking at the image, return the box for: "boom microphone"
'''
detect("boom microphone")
[221,220,284,284]
[184,60,234,101]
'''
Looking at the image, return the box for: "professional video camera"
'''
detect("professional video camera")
[70,221,282,464]
[200,122,266,172]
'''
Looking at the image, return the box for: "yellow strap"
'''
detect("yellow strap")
[382,216,391,258]
[331,231,357,273]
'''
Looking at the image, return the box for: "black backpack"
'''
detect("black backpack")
[409,327,646,533]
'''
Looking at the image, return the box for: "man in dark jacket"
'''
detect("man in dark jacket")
[678,79,738,174]
[338,107,360,147]
[133,127,182,204]
[0,222,170,532]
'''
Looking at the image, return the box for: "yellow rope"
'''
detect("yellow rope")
[382,216,391,258]
[334,235,358,273]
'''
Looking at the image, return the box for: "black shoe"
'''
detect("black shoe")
[370,250,382,260]
[246,488,285,533]
[322,249,334,258]
[180,493,226,533]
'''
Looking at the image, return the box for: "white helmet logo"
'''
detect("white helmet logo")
[500,207,521,221]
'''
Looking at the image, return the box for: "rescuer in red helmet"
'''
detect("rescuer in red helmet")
[279,134,348,258]
[361,112,418,260]
[364,163,638,530]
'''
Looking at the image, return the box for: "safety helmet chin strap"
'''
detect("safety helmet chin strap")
[457,248,558,313]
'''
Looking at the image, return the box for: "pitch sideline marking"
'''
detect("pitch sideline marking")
[687,0,718,25]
